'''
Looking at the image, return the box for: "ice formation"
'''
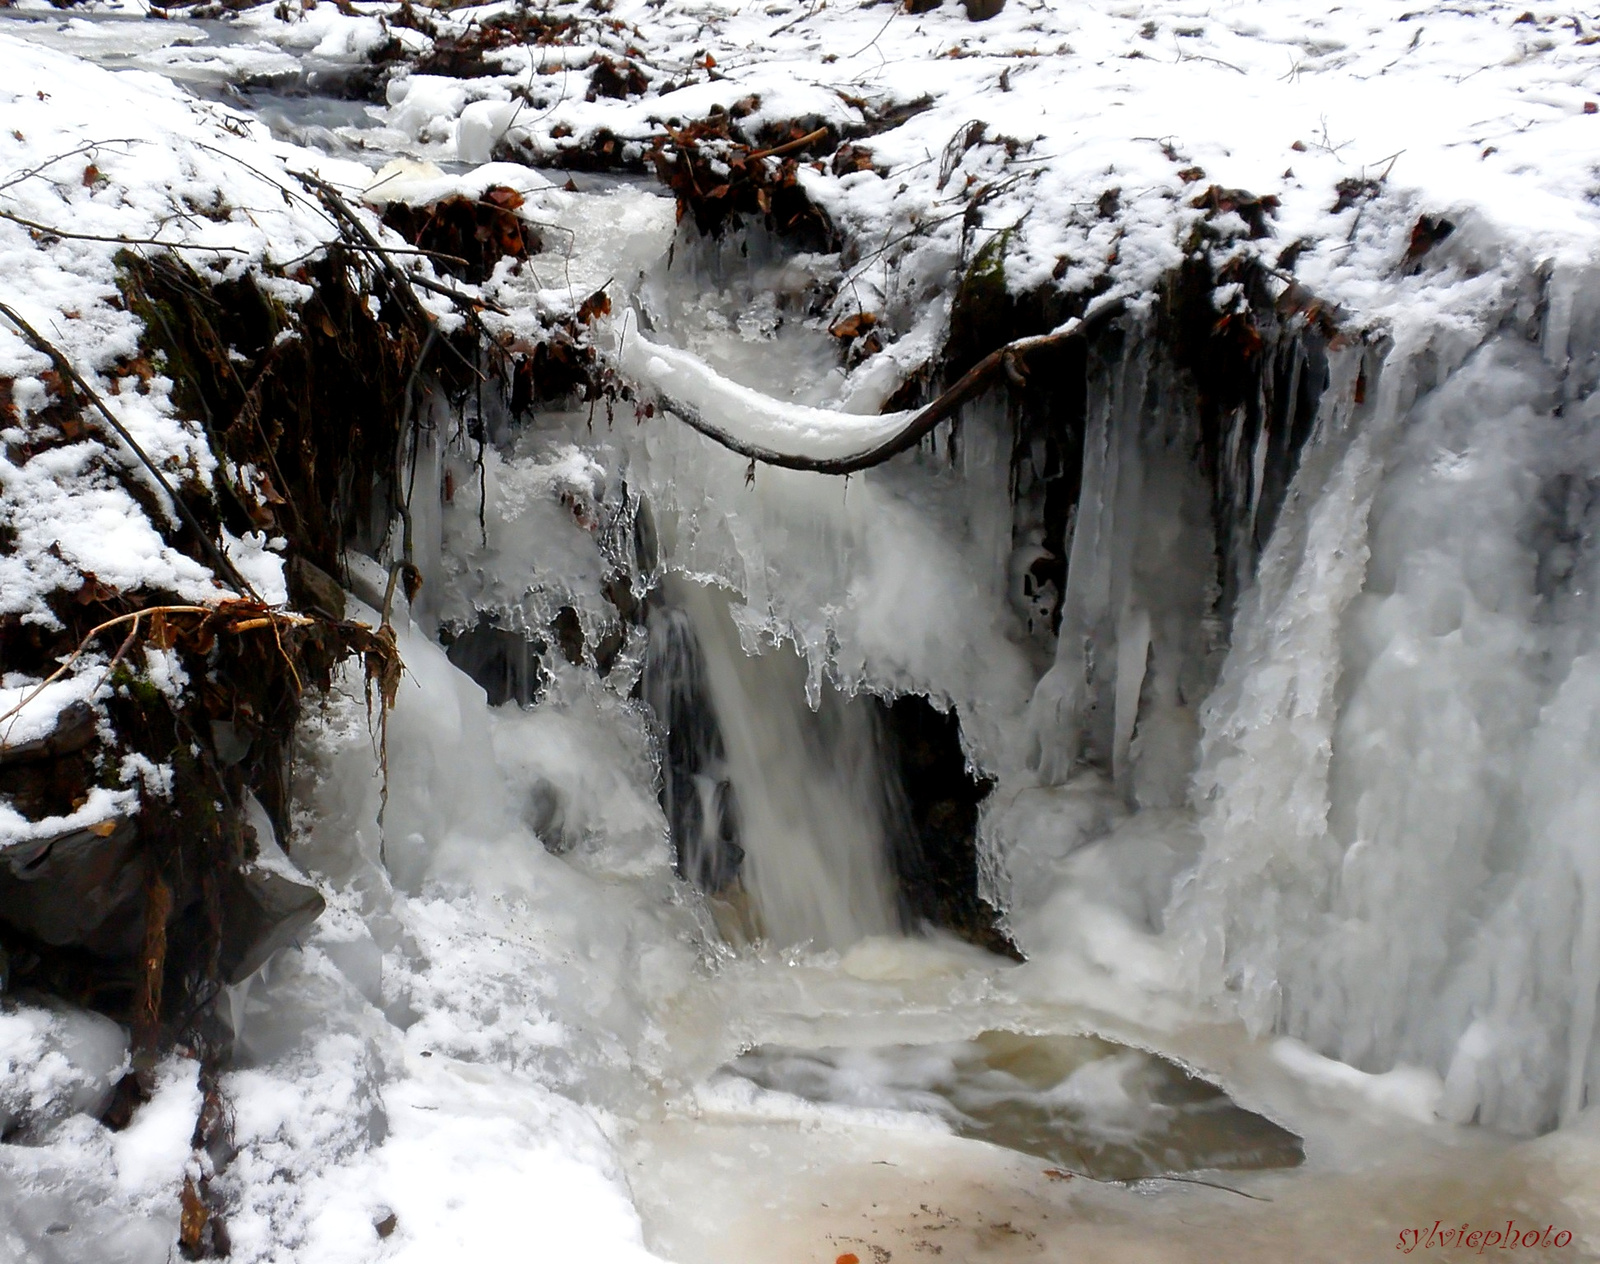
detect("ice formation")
[5,0,1600,1260]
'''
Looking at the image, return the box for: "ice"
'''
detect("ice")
[1173,316,1600,1133]
[1270,1040,1445,1127]
[622,386,1035,770]
[1022,341,1219,802]
[0,1003,127,1137]
[10,0,1600,1258]
[617,312,915,461]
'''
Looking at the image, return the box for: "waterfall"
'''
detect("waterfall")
[1170,329,1600,1132]
[644,579,900,950]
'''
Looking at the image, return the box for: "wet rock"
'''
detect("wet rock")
[217,859,324,985]
[0,817,146,958]
[443,618,548,707]
[0,701,97,767]
[286,556,346,621]
[880,696,1019,958]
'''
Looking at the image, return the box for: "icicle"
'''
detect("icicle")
[1173,319,1600,1133]
[1025,336,1148,783]
[1111,604,1150,798]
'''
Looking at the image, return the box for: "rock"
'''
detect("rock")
[0,816,146,958]
[286,556,347,620]
[220,796,325,984]
[0,701,98,767]
[218,861,325,984]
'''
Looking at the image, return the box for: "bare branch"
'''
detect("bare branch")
[0,301,260,597]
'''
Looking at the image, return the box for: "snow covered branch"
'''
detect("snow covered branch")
[618,299,1124,476]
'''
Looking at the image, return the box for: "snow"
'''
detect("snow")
[0,1003,127,1137]
[109,1058,202,1201]
[617,311,917,460]
[5,0,1600,1259]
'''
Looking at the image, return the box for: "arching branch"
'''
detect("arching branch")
[638,299,1124,476]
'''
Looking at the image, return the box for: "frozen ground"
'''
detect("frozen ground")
[5,0,1600,1261]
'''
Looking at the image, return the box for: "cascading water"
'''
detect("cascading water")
[643,578,900,950]
[11,17,1600,1254]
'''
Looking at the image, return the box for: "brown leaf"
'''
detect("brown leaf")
[482,184,525,211]
[829,312,879,340]
[255,472,287,505]
[577,289,612,323]
[179,1177,209,1254]
[75,573,119,604]
[150,610,175,650]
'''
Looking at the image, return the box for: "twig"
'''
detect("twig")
[639,300,1125,475]
[0,301,260,598]
[1129,1173,1273,1201]
[1176,50,1247,75]
[405,271,510,315]
[745,126,831,162]
[844,1,901,60]
[0,603,316,748]
[0,207,248,255]
[770,0,825,38]
[96,613,145,696]
[0,607,196,739]
[0,138,146,195]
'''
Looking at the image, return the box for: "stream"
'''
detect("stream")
[4,8,1600,1262]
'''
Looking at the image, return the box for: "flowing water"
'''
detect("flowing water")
[6,15,1600,1262]
[643,579,899,950]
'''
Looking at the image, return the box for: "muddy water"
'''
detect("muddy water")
[619,936,1598,1264]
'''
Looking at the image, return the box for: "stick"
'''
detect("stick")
[0,302,260,597]
[744,126,831,162]
[0,207,247,255]
[0,605,313,742]
[642,299,1124,475]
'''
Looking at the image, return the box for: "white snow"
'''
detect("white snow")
[5,0,1600,1260]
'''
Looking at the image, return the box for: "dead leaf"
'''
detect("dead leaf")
[577,289,612,323]
[179,1177,209,1254]
[830,311,879,340]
